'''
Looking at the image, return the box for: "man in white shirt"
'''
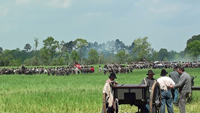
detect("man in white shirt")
[99,65,102,73]
[157,69,175,113]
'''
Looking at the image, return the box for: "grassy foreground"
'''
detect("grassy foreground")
[0,67,200,113]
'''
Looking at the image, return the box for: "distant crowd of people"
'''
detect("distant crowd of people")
[99,61,200,75]
[1,61,200,76]
[0,66,48,75]
[0,65,95,76]
[128,61,200,69]
[100,64,134,75]
[47,65,94,76]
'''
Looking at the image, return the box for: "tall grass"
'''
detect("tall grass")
[0,66,199,112]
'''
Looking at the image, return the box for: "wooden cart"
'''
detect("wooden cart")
[112,81,161,113]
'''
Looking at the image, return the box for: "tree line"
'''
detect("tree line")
[0,34,200,66]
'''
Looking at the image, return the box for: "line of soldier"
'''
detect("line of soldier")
[101,63,134,75]
[100,61,200,75]
[0,67,48,75]
[47,65,95,76]
[0,66,95,76]
[128,61,200,69]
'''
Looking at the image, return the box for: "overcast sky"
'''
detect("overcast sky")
[0,0,200,52]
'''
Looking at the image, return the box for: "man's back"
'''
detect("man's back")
[169,71,180,84]
[182,72,192,93]
[174,72,192,93]
[157,76,175,90]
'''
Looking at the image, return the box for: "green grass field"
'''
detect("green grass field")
[0,66,200,113]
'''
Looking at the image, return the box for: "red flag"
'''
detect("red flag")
[75,62,81,69]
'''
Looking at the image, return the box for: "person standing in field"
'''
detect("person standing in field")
[102,73,118,113]
[140,70,157,113]
[103,64,108,75]
[141,70,157,94]
[99,65,102,73]
[169,66,180,104]
[157,69,175,113]
[170,67,192,113]
[21,64,26,75]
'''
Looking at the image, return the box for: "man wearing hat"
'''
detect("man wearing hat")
[140,70,156,113]
[157,69,175,113]
[102,73,118,113]
[170,67,191,113]
[141,70,156,92]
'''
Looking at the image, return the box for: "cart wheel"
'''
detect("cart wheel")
[114,99,119,113]
[102,94,107,113]
[149,81,161,113]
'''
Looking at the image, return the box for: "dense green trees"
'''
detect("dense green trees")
[133,37,152,61]
[158,48,168,61]
[70,50,80,63]
[186,34,200,45]
[74,38,88,63]
[0,47,3,66]
[115,50,128,63]
[186,40,200,60]
[183,34,200,60]
[88,49,98,64]
[0,47,3,54]
[63,41,74,52]
[39,48,49,65]
[24,44,32,52]
[42,37,59,63]
[151,49,158,61]
[0,34,200,66]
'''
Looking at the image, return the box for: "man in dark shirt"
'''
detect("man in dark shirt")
[141,70,157,92]
[21,65,26,74]
[169,66,180,103]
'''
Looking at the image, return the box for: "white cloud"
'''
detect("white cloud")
[191,7,200,14]
[134,0,145,7]
[151,0,162,4]
[134,0,161,7]
[149,6,178,13]
[0,23,16,33]
[86,13,102,17]
[0,7,8,16]
[149,4,188,14]
[48,0,71,8]
[16,0,31,5]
